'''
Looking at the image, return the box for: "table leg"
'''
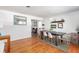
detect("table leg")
[55,36,58,46]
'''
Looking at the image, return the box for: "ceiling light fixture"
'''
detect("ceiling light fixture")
[26,6,31,8]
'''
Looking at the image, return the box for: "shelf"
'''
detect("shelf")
[51,20,64,23]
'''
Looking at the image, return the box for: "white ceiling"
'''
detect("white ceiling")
[0,6,79,18]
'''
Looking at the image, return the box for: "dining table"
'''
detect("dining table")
[48,31,65,46]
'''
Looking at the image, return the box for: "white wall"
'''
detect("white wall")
[0,10,43,41]
[43,11,79,33]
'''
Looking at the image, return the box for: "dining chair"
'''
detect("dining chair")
[48,32,56,44]
[43,31,48,41]
[56,36,62,45]
[61,34,71,45]
[70,33,79,45]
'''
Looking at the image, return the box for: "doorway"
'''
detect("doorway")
[31,20,38,36]
[31,20,42,37]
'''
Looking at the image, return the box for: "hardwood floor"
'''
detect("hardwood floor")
[9,35,79,53]
[68,43,79,53]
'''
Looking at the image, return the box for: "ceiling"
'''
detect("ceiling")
[0,6,79,18]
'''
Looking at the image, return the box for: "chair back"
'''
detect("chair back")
[63,34,71,41]
[43,31,47,37]
[48,32,53,38]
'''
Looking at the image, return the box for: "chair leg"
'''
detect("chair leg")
[51,39,53,43]
[67,41,70,45]
[53,39,56,45]
[57,39,61,46]
[45,36,48,41]
[43,36,45,40]
[43,36,47,41]
[48,38,51,43]
[44,36,46,41]
[50,39,51,43]
[50,38,53,44]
